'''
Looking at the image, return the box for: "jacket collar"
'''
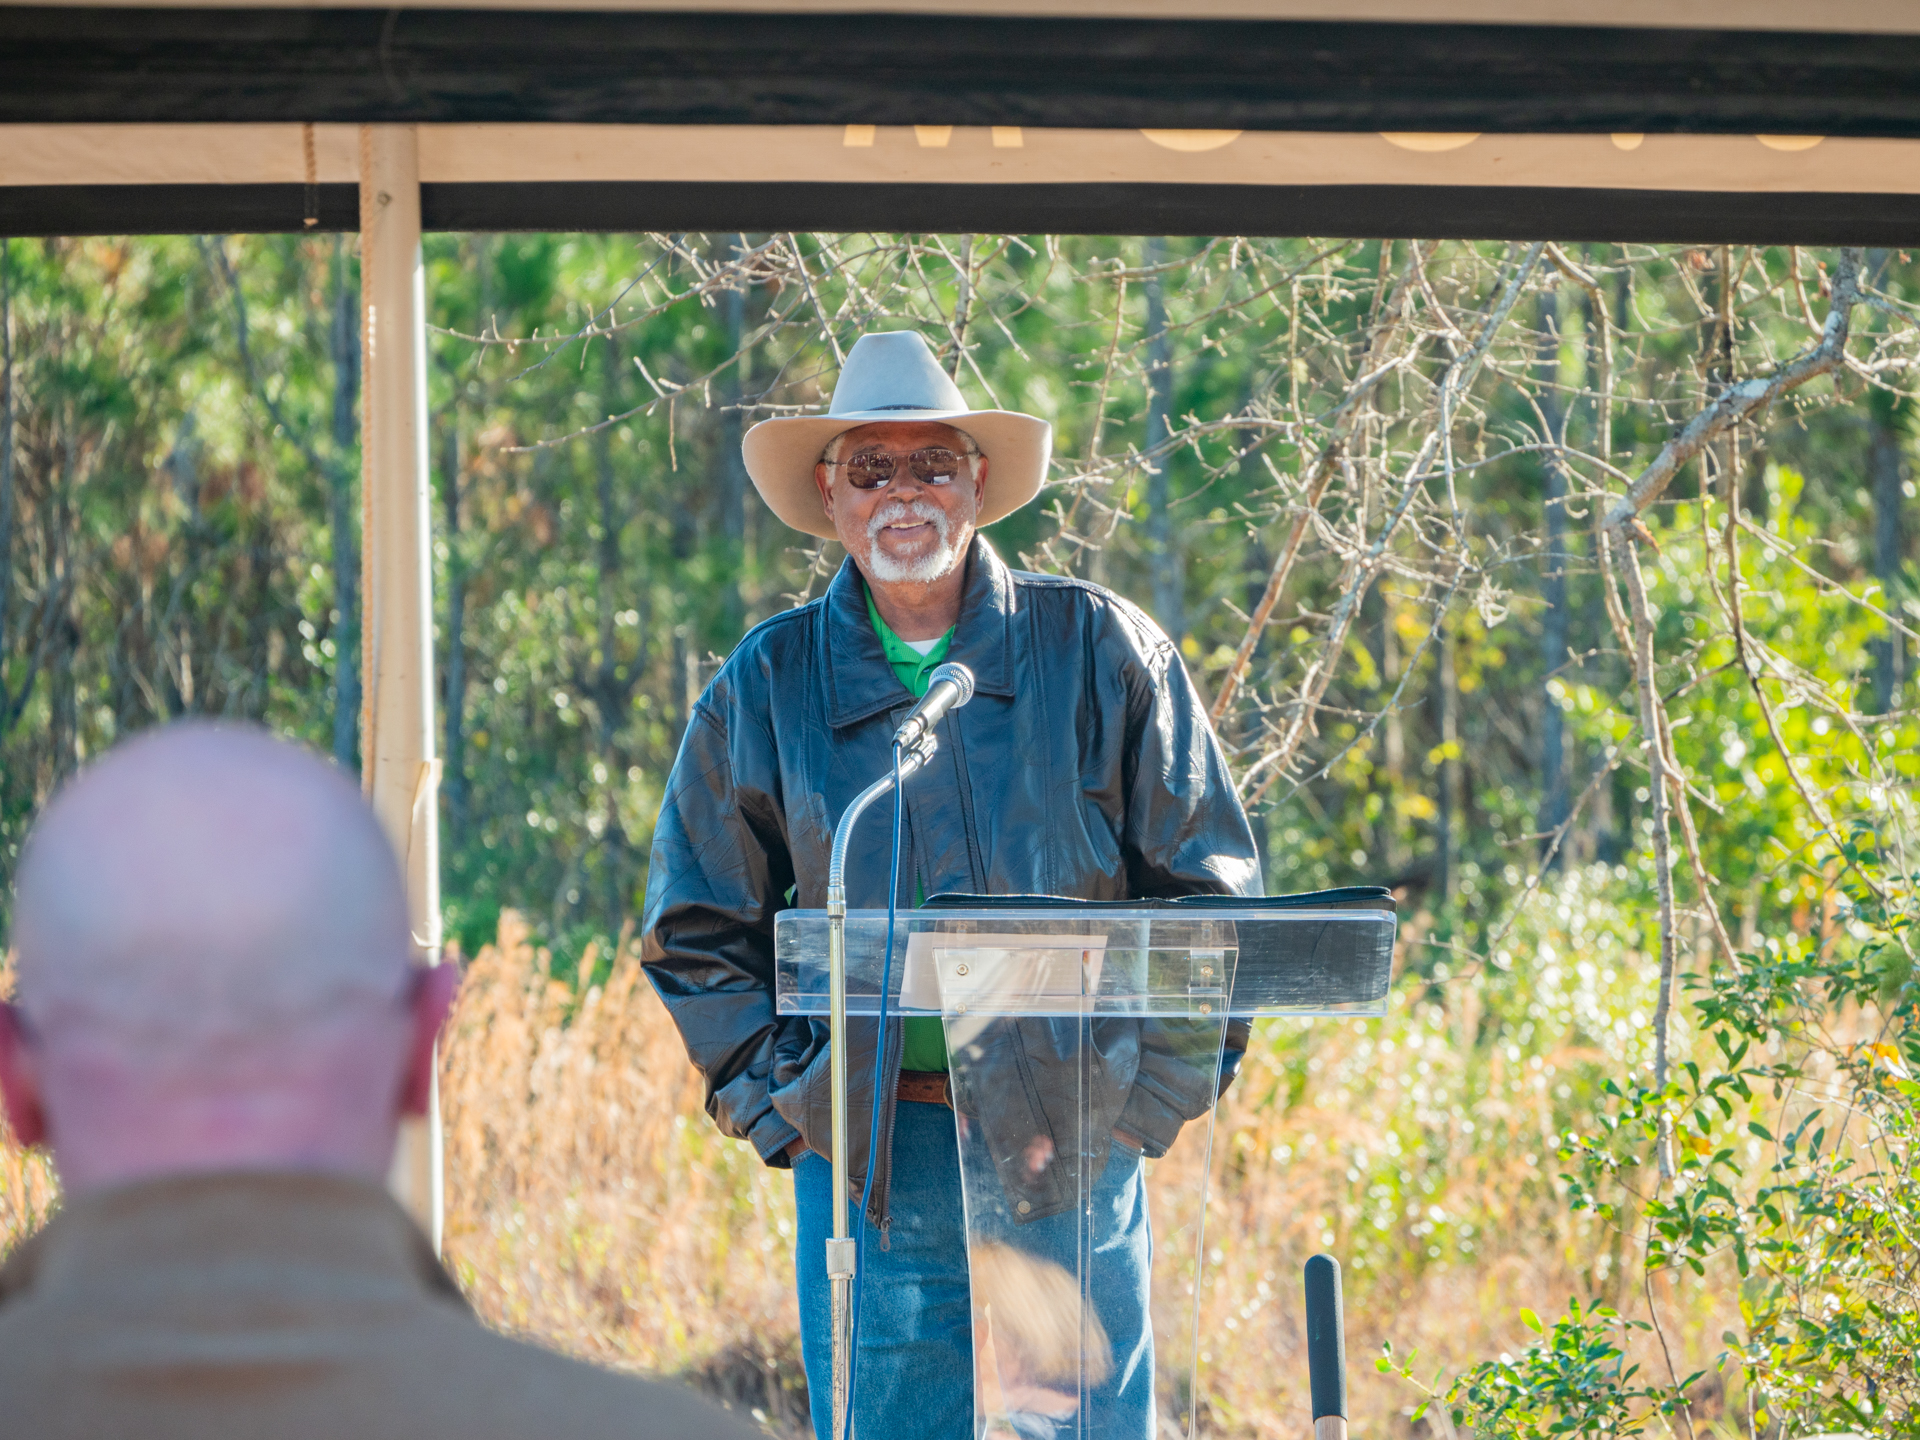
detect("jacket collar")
[823,534,1016,729]
[0,1169,465,1311]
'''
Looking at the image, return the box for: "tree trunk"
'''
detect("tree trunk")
[46,443,78,789]
[1142,237,1184,646]
[1536,289,1572,858]
[719,233,752,642]
[0,238,15,737]
[1382,596,1409,873]
[441,417,468,850]
[592,334,637,929]
[1435,615,1460,905]
[328,236,361,772]
[672,624,692,746]
[1870,412,1906,714]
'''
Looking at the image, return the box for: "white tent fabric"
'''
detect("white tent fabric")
[1,123,1911,195]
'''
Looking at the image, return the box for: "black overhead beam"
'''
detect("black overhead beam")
[3,8,1920,135]
[421,182,1920,247]
[0,184,362,236]
[6,181,1919,246]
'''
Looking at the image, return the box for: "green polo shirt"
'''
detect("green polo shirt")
[864,584,953,1074]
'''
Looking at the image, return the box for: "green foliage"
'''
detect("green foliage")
[4,233,1919,1435]
[1497,960,1905,1430]
[1385,1299,1687,1440]
[1392,849,1920,1435]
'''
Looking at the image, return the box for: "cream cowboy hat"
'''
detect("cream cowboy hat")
[742,330,1052,540]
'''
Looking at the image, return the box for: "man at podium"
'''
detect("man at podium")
[642,330,1259,1440]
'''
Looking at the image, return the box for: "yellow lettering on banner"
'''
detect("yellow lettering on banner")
[1379,133,1481,152]
[1140,129,1242,152]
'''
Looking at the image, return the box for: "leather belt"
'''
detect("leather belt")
[896,1068,953,1108]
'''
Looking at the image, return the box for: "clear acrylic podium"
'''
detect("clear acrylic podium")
[776,892,1395,1440]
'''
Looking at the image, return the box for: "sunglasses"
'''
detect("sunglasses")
[825,446,973,490]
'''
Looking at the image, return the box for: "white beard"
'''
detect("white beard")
[865,499,964,583]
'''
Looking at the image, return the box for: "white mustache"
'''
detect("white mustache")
[864,497,963,583]
[867,499,949,544]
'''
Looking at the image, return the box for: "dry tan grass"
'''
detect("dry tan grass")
[438,913,810,1431]
[2,909,1739,1438]
[436,912,1740,1438]
[0,956,60,1248]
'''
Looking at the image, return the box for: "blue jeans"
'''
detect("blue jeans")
[794,1100,1153,1440]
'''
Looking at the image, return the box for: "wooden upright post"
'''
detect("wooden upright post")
[358,123,444,1249]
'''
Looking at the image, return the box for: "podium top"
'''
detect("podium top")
[774,889,1395,1018]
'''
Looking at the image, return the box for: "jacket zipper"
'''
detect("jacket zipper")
[869,926,907,1233]
[869,704,983,1233]
[867,708,912,1234]
[944,711,988,893]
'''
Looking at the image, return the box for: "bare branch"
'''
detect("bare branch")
[1603,249,1864,535]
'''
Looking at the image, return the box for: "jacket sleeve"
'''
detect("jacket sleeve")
[640,700,807,1167]
[1114,632,1263,1157]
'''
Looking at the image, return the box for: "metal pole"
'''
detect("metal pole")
[823,743,934,1440]
[825,884,855,1440]
[359,122,445,1249]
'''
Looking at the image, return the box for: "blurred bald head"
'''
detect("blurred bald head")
[16,722,410,1039]
[0,722,456,1196]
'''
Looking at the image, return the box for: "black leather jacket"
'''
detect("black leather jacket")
[640,537,1260,1225]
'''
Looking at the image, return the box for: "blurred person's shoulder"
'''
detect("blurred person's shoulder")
[0,1172,764,1440]
[417,1323,768,1440]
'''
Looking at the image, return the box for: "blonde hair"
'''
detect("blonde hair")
[969,1242,1113,1387]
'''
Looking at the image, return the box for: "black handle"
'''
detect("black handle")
[1304,1253,1346,1421]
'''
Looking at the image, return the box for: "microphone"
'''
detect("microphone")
[893,662,975,749]
[1304,1254,1348,1440]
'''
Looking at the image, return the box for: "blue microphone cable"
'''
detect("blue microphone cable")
[842,738,904,1440]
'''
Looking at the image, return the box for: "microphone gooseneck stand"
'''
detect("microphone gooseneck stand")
[823,661,975,1440]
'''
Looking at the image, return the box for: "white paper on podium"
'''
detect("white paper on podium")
[901,931,1109,1014]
